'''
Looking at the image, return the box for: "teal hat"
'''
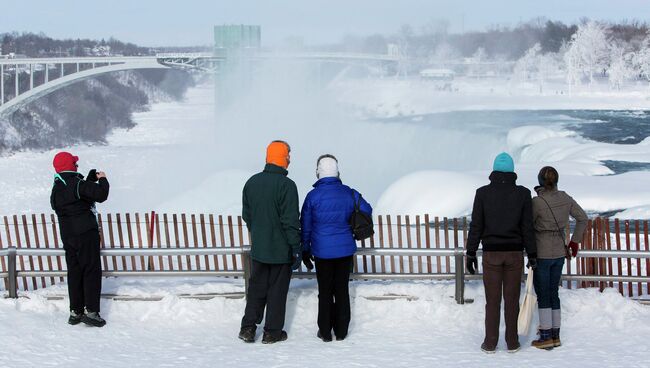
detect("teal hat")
[493,152,515,173]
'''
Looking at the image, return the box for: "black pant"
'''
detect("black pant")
[63,230,102,313]
[241,260,292,336]
[315,255,353,339]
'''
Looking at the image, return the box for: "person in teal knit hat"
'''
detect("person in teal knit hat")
[466,151,537,354]
[493,152,515,173]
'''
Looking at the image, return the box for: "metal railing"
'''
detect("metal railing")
[2,247,649,302]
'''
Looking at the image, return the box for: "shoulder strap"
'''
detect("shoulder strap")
[350,189,360,211]
[539,195,568,246]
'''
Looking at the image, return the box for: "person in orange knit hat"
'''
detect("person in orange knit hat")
[265,140,290,168]
[239,140,301,344]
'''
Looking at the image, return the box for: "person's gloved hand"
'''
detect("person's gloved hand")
[527,254,538,270]
[87,169,98,182]
[291,251,302,271]
[568,241,579,257]
[302,251,314,271]
[466,251,478,275]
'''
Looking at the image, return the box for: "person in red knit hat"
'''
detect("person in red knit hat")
[50,152,110,327]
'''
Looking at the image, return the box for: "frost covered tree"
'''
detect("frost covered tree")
[608,43,634,90]
[428,42,460,68]
[395,24,413,77]
[537,53,559,94]
[469,47,487,77]
[634,34,650,85]
[565,21,610,86]
[514,43,541,82]
[563,41,582,94]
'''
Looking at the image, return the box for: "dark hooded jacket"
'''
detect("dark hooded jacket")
[466,171,536,256]
[242,164,300,264]
[50,171,110,239]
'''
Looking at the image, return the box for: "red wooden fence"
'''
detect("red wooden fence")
[0,214,648,298]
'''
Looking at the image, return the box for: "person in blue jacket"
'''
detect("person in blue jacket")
[300,154,372,342]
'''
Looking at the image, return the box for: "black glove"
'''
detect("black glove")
[466,251,478,275]
[302,251,314,271]
[87,169,98,182]
[526,254,538,270]
[291,251,302,271]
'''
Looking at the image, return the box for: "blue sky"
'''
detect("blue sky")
[1,0,648,46]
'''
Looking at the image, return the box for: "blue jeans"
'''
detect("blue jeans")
[533,257,565,310]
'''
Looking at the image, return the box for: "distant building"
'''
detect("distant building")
[420,68,455,91]
[92,45,111,56]
[387,44,399,57]
[419,68,455,81]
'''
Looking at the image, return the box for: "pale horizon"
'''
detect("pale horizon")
[0,0,648,47]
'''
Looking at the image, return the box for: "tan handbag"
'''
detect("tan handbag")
[518,270,537,335]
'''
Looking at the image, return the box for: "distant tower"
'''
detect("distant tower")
[214,25,261,51]
[213,25,261,109]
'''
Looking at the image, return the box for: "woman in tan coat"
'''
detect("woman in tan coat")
[530,166,588,350]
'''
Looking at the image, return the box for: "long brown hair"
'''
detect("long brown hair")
[537,166,559,190]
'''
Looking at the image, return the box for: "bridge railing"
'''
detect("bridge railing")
[0,213,649,300]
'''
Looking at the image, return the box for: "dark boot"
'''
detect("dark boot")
[552,328,561,347]
[317,331,332,342]
[262,330,288,344]
[238,326,256,343]
[531,329,554,350]
[67,310,83,325]
[81,311,106,327]
[480,342,496,354]
[507,342,521,353]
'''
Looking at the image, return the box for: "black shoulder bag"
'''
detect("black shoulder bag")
[349,191,374,241]
[539,196,572,259]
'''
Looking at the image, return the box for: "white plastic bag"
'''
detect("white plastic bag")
[517,270,537,335]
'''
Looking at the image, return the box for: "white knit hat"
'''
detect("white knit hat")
[317,156,339,178]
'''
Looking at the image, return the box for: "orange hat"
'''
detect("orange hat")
[266,141,290,169]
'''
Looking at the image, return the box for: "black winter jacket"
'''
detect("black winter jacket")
[50,172,110,239]
[466,171,536,256]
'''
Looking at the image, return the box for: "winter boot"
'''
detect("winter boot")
[552,328,562,347]
[238,326,256,343]
[68,310,84,325]
[81,311,106,327]
[317,330,332,342]
[531,329,554,350]
[507,342,521,353]
[480,343,496,354]
[262,330,288,344]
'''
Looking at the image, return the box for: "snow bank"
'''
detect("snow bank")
[375,170,484,216]
[2,278,649,367]
[375,167,650,217]
[333,77,650,119]
[614,205,650,220]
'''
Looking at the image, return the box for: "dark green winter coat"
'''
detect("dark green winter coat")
[242,164,300,264]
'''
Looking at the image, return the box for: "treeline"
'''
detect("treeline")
[325,18,649,60]
[0,32,153,57]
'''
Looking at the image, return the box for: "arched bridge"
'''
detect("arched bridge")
[0,52,399,118]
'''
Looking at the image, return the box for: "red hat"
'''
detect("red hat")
[53,152,79,173]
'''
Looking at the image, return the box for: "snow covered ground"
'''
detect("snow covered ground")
[334,77,650,118]
[1,278,649,367]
